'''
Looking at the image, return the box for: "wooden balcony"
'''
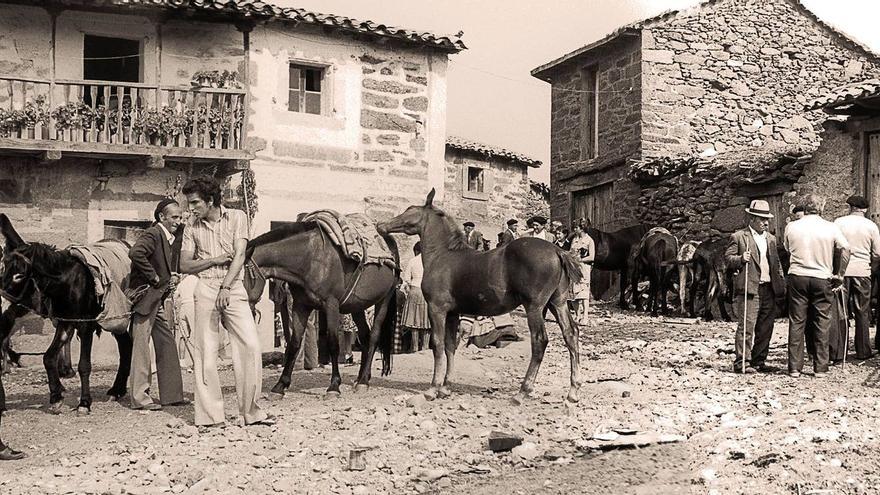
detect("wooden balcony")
[0,76,252,168]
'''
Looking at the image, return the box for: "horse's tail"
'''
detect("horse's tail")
[558,249,583,286]
[379,286,397,376]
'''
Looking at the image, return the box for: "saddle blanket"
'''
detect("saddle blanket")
[300,210,397,269]
[68,240,133,334]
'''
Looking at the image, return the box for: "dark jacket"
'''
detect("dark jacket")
[128,224,176,316]
[498,229,516,247]
[724,228,785,297]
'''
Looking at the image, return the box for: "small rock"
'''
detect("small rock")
[352,486,369,495]
[701,468,716,482]
[511,442,540,462]
[406,395,428,408]
[147,463,164,475]
[543,448,567,461]
[488,431,523,452]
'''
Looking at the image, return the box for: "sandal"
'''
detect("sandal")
[248,414,277,427]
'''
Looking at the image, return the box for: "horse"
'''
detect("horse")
[377,189,583,404]
[242,221,399,398]
[688,238,733,321]
[631,229,678,317]
[586,225,649,309]
[0,232,133,415]
[676,240,701,315]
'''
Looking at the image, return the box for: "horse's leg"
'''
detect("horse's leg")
[619,263,629,310]
[352,311,373,390]
[44,324,73,414]
[107,329,132,400]
[58,339,75,379]
[631,264,642,312]
[270,305,310,398]
[679,265,688,316]
[547,292,580,403]
[321,305,343,396]
[513,307,549,405]
[439,313,459,398]
[75,326,93,415]
[424,306,448,401]
[660,265,670,316]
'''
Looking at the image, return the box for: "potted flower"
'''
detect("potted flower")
[22,95,49,138]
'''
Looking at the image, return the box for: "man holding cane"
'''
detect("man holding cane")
[725,200,786,374]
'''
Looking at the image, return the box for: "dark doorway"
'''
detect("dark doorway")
[83,35,141,83]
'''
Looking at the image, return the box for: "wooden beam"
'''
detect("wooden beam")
[0,137,254,162]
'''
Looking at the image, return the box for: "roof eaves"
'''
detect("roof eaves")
[805,79,880,111]
[446,136,542,168]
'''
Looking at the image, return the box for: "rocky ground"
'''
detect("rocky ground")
[2,303,880,494]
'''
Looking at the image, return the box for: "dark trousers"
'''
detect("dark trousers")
[751,283,778,366]
[788,274,833,373]
[844,276,873,359]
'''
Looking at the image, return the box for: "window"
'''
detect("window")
[288,64,324,115]
[83,35,141,83]
[467,167,485,193]
[580,66,598,160]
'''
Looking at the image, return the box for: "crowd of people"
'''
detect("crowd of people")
[725,193,880,377]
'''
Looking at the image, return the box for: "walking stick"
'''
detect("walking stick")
[742,253,750,375]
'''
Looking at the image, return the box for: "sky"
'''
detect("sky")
[281,0,880,184]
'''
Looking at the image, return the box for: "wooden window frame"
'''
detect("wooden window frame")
[462,164,491,201]
[288,61,328,115]
[579,65,599,160]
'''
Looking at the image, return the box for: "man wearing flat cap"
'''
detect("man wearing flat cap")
[834,195,880,359]
[526,216,553,241]
[126,198,187,410]
[725,199,786,374]
[499,219,518,247]
[463,221,484,251]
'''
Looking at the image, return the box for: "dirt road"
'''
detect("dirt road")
[2,305,879,494]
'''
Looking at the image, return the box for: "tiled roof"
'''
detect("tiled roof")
[806,79,880,111]
[84,0,466,52]
[531,0,877,79]
[446,136,542,167]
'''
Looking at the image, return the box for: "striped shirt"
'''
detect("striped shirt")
[181,206,249,280]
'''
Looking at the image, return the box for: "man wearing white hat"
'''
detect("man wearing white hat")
[725,199,786,374]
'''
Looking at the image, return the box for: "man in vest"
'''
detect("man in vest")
[463,221,484,251]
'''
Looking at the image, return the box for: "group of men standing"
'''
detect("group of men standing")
[726,194,880,377]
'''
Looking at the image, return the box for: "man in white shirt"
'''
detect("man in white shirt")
[833,195,880,360]
[724,200,786,374]
[526,216,553,242]
[784,194,850,378]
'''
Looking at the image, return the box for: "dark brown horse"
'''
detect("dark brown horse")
[0,234,133,416]
[688,238,734,321]
[586,225,649,309]
[631,230,678,317]
[242,222,399,397]
[377,190,583,404]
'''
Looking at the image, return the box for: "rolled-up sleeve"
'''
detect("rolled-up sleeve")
[232,210,249,241]
[181,224,195,254]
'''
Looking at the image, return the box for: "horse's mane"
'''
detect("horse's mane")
[20,242,70,270]
[246,222,319,257]
[429,208,471,252]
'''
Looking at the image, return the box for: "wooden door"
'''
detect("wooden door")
[867,132,880,223]
[755,193,785,239]
[571,182,614,229]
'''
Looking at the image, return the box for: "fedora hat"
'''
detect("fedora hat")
[745,199,773,218]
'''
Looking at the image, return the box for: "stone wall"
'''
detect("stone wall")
[441,148,529,244]
[546,36,642,227]
[642,0,880,159]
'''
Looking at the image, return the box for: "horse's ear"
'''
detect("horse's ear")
[425,188,436,206]
[0,214,25,251]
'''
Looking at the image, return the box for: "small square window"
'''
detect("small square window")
[467,167,484,193]
[289,64,324,115]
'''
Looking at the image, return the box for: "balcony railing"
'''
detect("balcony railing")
[0,76,246,153]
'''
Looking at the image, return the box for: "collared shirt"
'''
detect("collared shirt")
[749,226,771,283]
[158,223,175,245]
[527,229,553,241]
[784,214,849,279]
[403,254,424,288]
[834,213,880,277]
[181,206,250,280]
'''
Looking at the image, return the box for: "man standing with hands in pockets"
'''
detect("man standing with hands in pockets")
[725,199,786,374]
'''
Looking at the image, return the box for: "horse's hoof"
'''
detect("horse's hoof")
[59,369,76,379]
[46,402,66,415]
[437,387,452,399]
[566,391,580,404]
[352,383,370,393]
[323,390,341,400]
[268,392,285,401]
[510,394,526,406]
[76,406,90,416]
[424,388,438,401]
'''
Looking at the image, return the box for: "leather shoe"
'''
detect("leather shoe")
[247,414,277,427]
[754,364,779,373]
[0,446,25,461]
[164,399,191,407]
[732,365,756,374]
[133,403,162,411]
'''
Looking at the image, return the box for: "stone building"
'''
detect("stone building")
[805,79,880,222]
[0,0,463,343]
[531,0,880,232]
[442,136,540,245]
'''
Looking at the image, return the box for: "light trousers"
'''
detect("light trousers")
[193,279,266,426]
